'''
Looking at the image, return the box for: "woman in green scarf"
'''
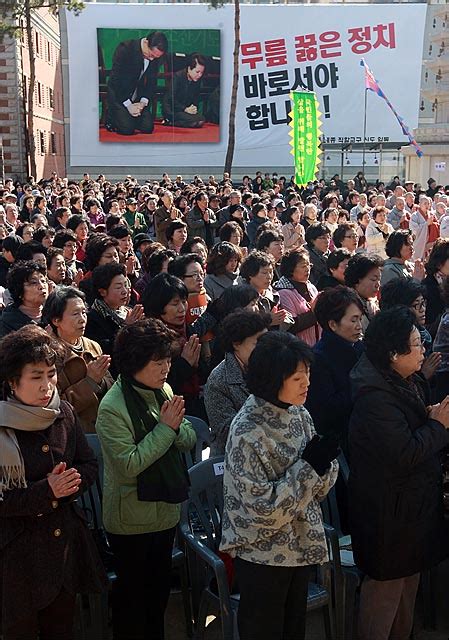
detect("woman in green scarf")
[95,317,196,640]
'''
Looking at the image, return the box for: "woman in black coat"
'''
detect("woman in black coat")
[306,286,364,455]
[349,306,449,640]
[422,239,449,337]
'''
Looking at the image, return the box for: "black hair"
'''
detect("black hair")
[280,206,299,225]
[55,206,70,222]
[240,250,274,282]
[364,306,418,372]
[168,253,204,279]
[142,272,188,318]
[91,262,126,299]
[305,222,330,245]
[385,230,413,259]
[327,248,352,272]
[52,229,77,249]
[219,310,271,353]
[247,332,313,404]
[16,242,46,262]
[109,226,131,240]
[105,215,124,233]
[215,283,259,319]
[46,246,64,270]
[251,203,266,218]
[256,229,284,252]
[344,254,384,287]
[42,286,86,333]
[187,52,207,70]
[180,236,208,255]
[425,239,449,276]
[279,248,309,278]
[67,214,89,233]
[333,223,357,249]
[146,31,168,53]
[0,325,63,397]
[314,285,364,331]
[380,278,426,310]
[165,219,187,242]
[2,234,23,257]
[147,249,176,278]
[219,221,243,243]
[114,318,177,378]
[7,260,47,305]
[206,242,241,276]
[84,233,119,270]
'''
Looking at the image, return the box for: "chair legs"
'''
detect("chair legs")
[179,559,194,637]
[323,602,334,640]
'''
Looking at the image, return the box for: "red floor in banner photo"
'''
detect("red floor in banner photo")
[99,122,220,144]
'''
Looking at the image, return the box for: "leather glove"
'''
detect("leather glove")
[302,434,340,477]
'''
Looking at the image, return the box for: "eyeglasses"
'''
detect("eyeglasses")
[411,300,426,311]
[345,234,358,240]
[185,272,204,280]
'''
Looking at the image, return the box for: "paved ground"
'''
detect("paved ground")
[165,558,449,640]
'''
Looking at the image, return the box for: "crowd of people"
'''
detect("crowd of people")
[1,168,449,640]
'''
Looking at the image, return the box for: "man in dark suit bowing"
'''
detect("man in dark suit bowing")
[107,31,168,135]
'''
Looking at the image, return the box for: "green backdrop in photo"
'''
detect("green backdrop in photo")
[98,28,220,70]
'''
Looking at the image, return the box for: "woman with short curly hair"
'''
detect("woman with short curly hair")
[0,325,106,638]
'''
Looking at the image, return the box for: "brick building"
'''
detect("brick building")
[0,8,65,182]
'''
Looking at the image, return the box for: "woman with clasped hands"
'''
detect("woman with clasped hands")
[0,325,105,639]
[95,318,196,640]
[348,306,449,640]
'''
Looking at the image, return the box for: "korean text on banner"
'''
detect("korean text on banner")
[289,92,322,187]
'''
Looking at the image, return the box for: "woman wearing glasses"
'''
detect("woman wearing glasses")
[349,307,449,640]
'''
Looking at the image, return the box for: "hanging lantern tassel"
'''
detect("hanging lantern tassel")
[288,91,322,187]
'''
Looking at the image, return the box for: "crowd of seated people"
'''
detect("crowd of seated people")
[1,170,449,640]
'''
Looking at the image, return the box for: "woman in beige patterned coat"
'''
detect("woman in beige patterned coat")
[220,331,338,640]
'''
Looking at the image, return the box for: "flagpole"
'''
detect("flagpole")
[362,87,367,172]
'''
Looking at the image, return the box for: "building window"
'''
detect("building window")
[51,132,57,155]
[39,130,45,154]
[37,82,42,106]
[47,41,51,64]
[35,30,40,56]
[49,88,54,109]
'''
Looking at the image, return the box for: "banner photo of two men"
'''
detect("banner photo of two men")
[97,28,221,143]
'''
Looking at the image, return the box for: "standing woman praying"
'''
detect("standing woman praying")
[0,325,105,640]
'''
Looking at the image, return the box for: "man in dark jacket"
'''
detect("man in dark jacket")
[107,31,168,135]
[162,53,206,128]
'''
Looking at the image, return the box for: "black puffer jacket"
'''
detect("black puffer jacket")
[348,353,449,580]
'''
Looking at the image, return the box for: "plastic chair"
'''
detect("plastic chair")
[179,456,339,640]
[321,454,363,640]
[184,415,211,468]
[83,433,193,637]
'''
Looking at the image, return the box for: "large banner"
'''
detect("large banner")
[65,3,426,167]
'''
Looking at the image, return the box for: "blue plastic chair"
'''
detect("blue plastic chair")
[180,457,337,640]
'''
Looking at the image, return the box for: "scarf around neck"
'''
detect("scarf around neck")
[0,390,61,500]
[91,297,125,329]
[121,377,190,504]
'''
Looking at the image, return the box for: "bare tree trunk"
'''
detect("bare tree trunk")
[25,1,37,180]
[224,0,240,177]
